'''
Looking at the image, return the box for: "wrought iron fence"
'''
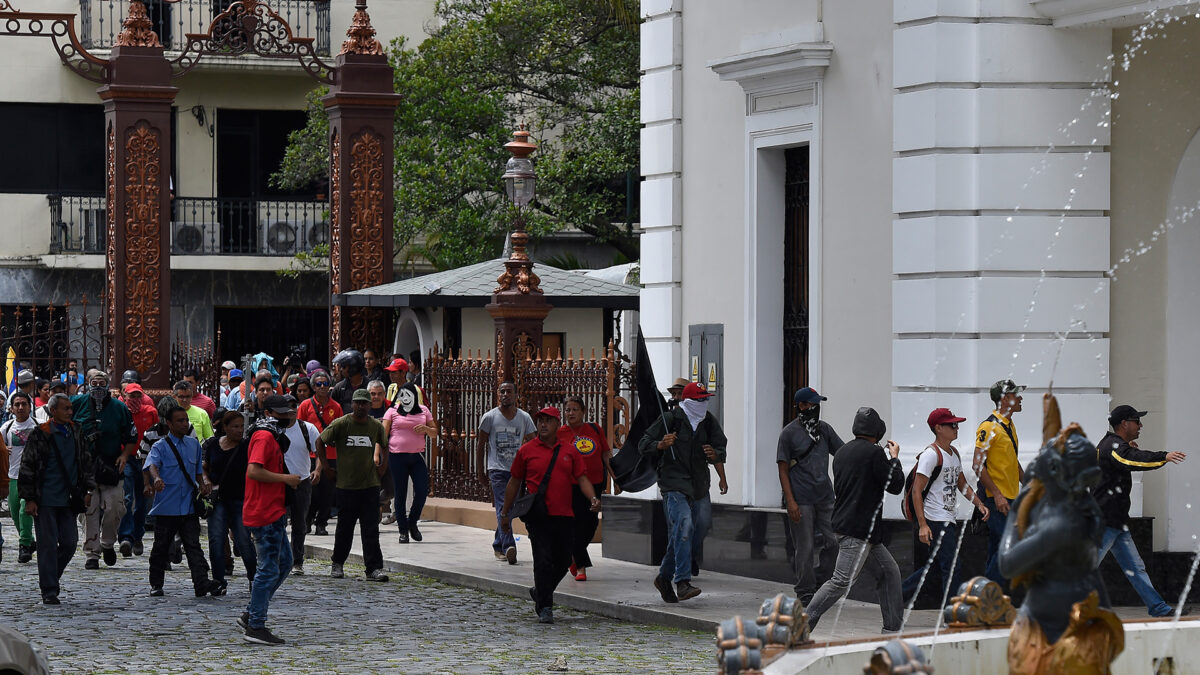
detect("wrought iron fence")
[79,0,332,56]
[0,298,105,386]
[49,194,329,256]
[170,332,221,399]
[424,340,632,503]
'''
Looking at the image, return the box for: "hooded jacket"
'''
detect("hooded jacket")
[18,420,96,506]
[829,408,903,543]
[638,406,727,500]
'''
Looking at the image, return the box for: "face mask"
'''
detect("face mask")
[798,405,820,423]
[89,385,107,406]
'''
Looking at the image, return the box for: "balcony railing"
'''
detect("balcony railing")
[79,0,332,56]
[49,194,330,256]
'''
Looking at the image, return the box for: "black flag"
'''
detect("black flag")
[610,328,667,492]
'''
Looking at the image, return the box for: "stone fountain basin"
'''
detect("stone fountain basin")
[764,618,1199,673]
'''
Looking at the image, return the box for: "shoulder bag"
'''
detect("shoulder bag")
[165,436,215,519]
[48,430,87,515]
[508,442,563,523]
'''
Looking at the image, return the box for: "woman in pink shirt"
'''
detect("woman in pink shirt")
[382,383,436,544]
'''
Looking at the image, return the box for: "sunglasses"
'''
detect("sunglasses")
[312,382,330,387]
[942,423,959,429]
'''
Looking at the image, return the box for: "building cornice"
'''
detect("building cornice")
[1031,0,1198,28]
[707,42,832,93]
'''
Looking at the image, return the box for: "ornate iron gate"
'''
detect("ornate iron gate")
[0,298,105,384]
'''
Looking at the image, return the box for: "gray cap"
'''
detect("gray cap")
[15,370,33,385]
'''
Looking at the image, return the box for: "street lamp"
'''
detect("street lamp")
[502,126,537,208]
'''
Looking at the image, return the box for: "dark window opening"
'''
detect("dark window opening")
[0,103,105,194]
[783,145,810,426]
[215,306,328,372]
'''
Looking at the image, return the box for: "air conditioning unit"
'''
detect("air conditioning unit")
[261,220,301,255]
[172,222,218,254]
[307,222,330,247]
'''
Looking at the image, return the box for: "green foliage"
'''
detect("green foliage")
[272,0,640,271]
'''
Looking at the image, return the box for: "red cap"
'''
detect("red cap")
[535,406,561,420]
[384,358,409,372]
[124,383,145,395]
[681,382,714,400]
[927,407,966,430]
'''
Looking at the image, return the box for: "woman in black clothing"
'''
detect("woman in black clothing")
[203,409,256,593]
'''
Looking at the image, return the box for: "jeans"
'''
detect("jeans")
[1098,526,1172,616]
[489,470,515,552]
[118,458,148,545]
[388,453,429,530]
[788,502,837,600]
[901,520,961,602]
[208,499,256,585]
[33,505,78,599]
[570,482,604,569]
[84,482,126,560]
[980,490,1009,592]
[807,534,903,633]
[659,491,701,584]
[247,515,292,630]
[691,494,712,570]
[288,477,312,565]
[8,481,33,547]
[528,515,574,611]
[332,486,384,572]
[148,514,210,591]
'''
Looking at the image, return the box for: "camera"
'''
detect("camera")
[285,343,308,369]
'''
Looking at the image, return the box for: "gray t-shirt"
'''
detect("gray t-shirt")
[479,407,535,472]
[776,418,844,506]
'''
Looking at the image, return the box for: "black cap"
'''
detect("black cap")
[263,394,296,414]
[1109,405,1148,427]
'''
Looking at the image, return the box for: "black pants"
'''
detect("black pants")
[570,483,603,569]
[307,458,336,529]
[149,514,210,591]
[528,515,574,612]
[34,505,78,599]
[332,486,383,572]
[289,477,312,563]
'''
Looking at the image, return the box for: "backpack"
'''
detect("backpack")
[902,444,943,522]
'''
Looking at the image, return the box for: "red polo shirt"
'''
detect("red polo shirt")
[511,436,585,517]
[557,422,610,485]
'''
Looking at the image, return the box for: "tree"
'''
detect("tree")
[273,0,640,271]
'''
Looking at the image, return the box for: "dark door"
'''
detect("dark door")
[783,146,810,425]
[214,307,329,372]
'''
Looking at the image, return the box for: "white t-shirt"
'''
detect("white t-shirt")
[915,443,962,523]
[478,407,535,472]
[282,420,320,477]
[2,417,36,480]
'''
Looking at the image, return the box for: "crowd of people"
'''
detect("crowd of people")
[0,348,1187,638]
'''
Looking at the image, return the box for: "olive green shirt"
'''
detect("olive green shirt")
[319,414,385,490]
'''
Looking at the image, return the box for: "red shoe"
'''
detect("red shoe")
[569,563,578,577]
[575,568,587,581]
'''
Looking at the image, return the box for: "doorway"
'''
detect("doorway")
[782,145,810,424]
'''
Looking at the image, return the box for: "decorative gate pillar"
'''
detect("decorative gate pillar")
[324,2,399,354]
[98,2,176,389]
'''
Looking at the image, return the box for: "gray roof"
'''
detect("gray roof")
[334,258,639,310]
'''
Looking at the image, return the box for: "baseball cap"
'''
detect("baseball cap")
[49,380,67,392]
[384,358,409,372]
[1109,405,1148,427]
[221,360,236,371]
[228,368,244,382]
[927,407,967,430]
[16,370,33,385]
[667,377,690,392]
[794,387,827,404]
[534,406,561,420]
[263,394,296,414]
[681,382,714,400]
[124,383,145,396]
[351,389,372,403]
[989,379,1025,403]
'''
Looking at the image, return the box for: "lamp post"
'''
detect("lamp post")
[487,126,552,380]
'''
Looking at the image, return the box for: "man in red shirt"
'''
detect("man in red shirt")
[117,383,159,558]
[297,370,341,536]
[501,407,600,624]
[240,395,301,646]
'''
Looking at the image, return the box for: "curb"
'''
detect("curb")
[300,543,717,633]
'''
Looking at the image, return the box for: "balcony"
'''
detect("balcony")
[49,194,330,256]
[79,0,332,56]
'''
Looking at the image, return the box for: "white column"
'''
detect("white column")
[639,0,683,390]
[891,2,1114,500]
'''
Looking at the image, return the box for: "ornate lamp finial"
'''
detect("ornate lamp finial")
[341,0,384,56]
[115,0,163,48]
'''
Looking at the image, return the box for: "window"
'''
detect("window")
[217,108,316,200]
[0,103,105,194]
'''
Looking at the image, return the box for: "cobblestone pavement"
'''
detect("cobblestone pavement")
[0,535,715,674]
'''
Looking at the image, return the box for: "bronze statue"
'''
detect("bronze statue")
[998,424,1124,674]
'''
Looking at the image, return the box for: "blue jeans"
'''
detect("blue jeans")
[118,458,148,544]
[980,491,1009,591]
[247,515,292,630]
[660,491,702,584]
[489,470,515,552]
[1099,526,1172,616]
[902,520,961,601]
[691,494,712,568]
[388,452,430,530]
[208,499,256,585]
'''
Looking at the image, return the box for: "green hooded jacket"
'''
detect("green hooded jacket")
[638,406,727,500]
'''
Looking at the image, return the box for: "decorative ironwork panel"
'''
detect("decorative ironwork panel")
[328,128,342,353]
[170,331,221,398]
[348,128,385,290]
[0,299,104,382]
[122,121,164,377]
[104,123,117,376]
[0,6,111,82]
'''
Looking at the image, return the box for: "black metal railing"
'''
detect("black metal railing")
[79,0,332,56]
[49,194,330,256]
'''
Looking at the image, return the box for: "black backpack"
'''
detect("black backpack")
[902,444,942,522]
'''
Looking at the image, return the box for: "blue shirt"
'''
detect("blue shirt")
[223,388,243,411]
[146,433,203,516]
